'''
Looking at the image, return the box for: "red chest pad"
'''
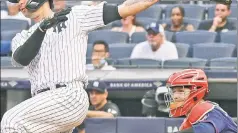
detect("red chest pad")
[179,101,215,130]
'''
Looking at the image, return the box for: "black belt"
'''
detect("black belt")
[37,84,66,94]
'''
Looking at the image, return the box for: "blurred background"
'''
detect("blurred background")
[1,0,237,133]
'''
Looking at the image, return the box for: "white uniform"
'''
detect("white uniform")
[1,2,106,133]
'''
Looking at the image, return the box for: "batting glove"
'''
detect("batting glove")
[39,7,72,32]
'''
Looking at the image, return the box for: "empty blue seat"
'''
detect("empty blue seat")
[88,30,129,44]
[207,5,237,19]
[1,19,29,31]
[1,1,8,11]
[164,4,206,20]
[175,43,190,58]
[84,118,117,133]
[209,57,237,70]
[136,5,163,20]
[136,17,158,28]
[220,31,237,56]
[163,58,207,69]
[130,58,162,68]
[112,58,133,69]
[220,31,237,45]
[86,43,93,57]
[1,41,11,55]
[165,31,174,42]
[174,31,217,45]
[193,43,235,60]
[109,43,136,59]
[1,30,21,41]
[110,20,123,27]
[1,57,13,67]
[131,32,147,43]
[117,117,165,133]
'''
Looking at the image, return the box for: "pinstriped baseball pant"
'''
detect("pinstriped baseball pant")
[1,81,89,133]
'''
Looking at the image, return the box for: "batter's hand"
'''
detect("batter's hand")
[39,7,72,32]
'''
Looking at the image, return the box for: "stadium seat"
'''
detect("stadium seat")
[130,58,162,68]
[110,20,123,28]
[1,41,11,56]
[136,5,163,20]
[84,118,117,133]
[86,57,92,64]
[1,1,8,11]
[1,30,21,41]
[175,43,190,58]
[220,31,237,56]
[113,58,162,69]
[209,57,237,70]
[117,117,165,133]
[131,32,147,43]
[109,43,136,59]
[112,58,132,68]
[165,31,174,42]
[207,5,237,19]
[227,18,238,29]
[164,4,206,20]
[86,43,93,57]
[220,31,237,45]
[160,18,201,30]
[192,43,236,60]
[88,30,130,44]
[1,19,29,31]
[136,17,159,28]
[1,57,13,68]
[163,58,208,69]
[174,31,217,45]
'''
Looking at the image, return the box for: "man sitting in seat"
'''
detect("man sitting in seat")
[198,2,236,32]
[77,80,121,133]
[130,22,178,60]
[87,40,116,70]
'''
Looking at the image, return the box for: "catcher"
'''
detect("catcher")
[164,69,237,133]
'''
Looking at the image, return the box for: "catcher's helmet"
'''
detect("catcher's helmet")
[8,0,53,11]
[164,69,209,117]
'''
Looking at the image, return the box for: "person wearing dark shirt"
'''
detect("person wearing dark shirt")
[77,80,121,133]
[162,6,194,32]
[198,3,236,32]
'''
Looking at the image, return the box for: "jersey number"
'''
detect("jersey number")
[53,22,66,33]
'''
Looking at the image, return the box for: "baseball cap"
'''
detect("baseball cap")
[146,22,164,35]
[87,80,107,93]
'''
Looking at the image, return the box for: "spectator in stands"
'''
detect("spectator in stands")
[130,22,178,60]
[111,15,145,38]
[3,1,31,25]
[53,0,66,12]
[198,3,236,32]
[77,80,121,133]
[87,40,116,70]
[162,6,194,32]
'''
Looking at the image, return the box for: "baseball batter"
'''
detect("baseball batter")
[164,69,237,133]
[0,0,159,132]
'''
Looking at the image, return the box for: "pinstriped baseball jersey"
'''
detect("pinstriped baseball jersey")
[11,2,106,96]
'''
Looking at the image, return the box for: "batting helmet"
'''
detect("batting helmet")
[164,69,209,117]
[8,0,53,11]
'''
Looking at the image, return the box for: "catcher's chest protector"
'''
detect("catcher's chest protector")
[179,101,215,131]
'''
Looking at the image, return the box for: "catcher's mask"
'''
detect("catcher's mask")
[164,69,209,117]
